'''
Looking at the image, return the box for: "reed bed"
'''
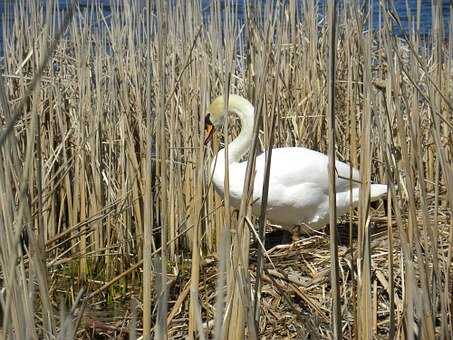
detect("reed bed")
[0,0,451,339]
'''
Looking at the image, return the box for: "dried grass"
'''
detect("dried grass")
[0,0,451,339]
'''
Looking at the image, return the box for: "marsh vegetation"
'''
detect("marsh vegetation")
[0,0,451,339]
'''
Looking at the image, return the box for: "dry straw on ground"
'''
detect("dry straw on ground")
[0,0,451,339]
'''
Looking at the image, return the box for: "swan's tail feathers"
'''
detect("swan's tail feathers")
[370,184,388,201]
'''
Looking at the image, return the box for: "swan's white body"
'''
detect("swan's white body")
[207,95,387,230]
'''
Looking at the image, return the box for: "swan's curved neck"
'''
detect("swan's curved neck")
[210,96,255,198]
[218,96,255,164]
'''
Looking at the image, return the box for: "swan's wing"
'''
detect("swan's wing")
[254,147,360,194]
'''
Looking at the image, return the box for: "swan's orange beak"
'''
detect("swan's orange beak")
[204,115,215,145]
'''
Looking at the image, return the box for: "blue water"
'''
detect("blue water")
[0,0,451,55]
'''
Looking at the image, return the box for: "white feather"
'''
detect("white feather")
[208,95,387,230]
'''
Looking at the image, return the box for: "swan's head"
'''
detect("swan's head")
[204,96,226,145]
[204,94,253,145]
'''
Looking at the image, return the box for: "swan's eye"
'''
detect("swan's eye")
[204,113,212,130]
[204,113,215,145]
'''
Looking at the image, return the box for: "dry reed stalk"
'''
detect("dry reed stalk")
[356,5,373,339]
[211,1,236,339]
[253,52,279,331]
[326,2,341,338]
[154,1,169,336]
[188,58,207,340]
[142,0,154,337]
[344,4,360,337]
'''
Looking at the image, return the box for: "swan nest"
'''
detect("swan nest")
[162,201,450,339]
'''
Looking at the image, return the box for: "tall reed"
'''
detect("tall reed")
[0,0,451,338]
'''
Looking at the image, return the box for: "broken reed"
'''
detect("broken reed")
[0,0,451,338]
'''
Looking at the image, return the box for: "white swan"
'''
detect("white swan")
[204,95,387,232]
